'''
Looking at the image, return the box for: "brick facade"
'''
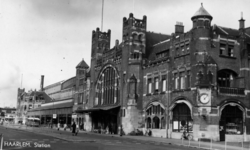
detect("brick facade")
[74,5,250,141]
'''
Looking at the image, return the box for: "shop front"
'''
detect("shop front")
[27,99,73,128]
[75,105,120,134]
[169,100,193,140]
[219,102,246,141]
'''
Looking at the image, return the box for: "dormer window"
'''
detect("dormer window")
[228,45,234,57]
[156,50,169,59]
[219,42,235,58]
[220,43,226,55]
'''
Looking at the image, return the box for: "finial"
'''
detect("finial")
[201,3,203,7]
[241,12,243,19]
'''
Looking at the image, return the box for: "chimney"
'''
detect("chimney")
[40,75,44,91]
[175,22,184,35]
[239,12,245,30]
[115,39,119,47]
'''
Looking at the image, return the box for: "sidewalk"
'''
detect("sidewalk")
[2,124,250,150]
[2,124,95,142]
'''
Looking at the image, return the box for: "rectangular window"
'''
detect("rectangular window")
[162,75,166,92]
[220,43,226,55]
[186,43,190,53]
[187,71,191,88]
[148,78,152,94]
[79,93,84,104]
[176,48,179,56]
[181,45,185,55]
[180,72,185,89]
[228,45,234,57]
[174,73,179,90]
[155,77,159,92]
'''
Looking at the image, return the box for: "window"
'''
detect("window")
[153,117,160,129]
[129,75,137,95]
[121,108,126,117]
[186,43,190,53]
[174,73,179,90]
[131,52,140,59]
[146,118,151,128]
[154,77,159,92]
[147,78,152,94]
[176,48,180,56]
[79,79,84,85]
[220,43,226,55]
[173,103,193,133]
[95,66,119,105]
[146,103,165,129]
[162,75,166,92]
[197,20,203,26]
[204,20,209,27]
[217,69,237,87]
[181,45,185,55]
[228,45,234,57]
[78,93,83,104]
[186,71,191,88]
[180,72,185,89]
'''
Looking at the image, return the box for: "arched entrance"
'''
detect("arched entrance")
[145,102,165,129]
[172,103,193,133]
[219,103,244,141]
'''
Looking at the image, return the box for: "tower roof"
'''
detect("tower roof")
[76,59,89,69]
[191,3,212,20]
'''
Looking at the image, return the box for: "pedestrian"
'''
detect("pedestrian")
[72,122,76,136]
[57,122,60,131]
[76,124,79,136]
[64,123,67,131]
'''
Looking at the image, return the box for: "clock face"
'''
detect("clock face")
[200,94,209,104]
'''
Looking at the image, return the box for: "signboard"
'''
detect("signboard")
[72,114,77,118]
[53,114,57,119]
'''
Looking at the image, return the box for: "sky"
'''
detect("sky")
[0,0,249,108]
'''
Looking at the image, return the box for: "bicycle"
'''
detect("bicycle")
[181,131,193,140]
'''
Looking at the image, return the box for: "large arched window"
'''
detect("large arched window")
[146,102,165,129]
[95,66,119,106]
[172,103,193,133]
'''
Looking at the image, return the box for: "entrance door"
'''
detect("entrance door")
[219,120,225,141]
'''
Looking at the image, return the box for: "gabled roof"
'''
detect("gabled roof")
[191,4,212,20]
[213,25,240,38]
[145,31,171,58]
[76,59,89,69]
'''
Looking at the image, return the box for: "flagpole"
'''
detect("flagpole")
[101,0,104,31]
[21,74,23,88]
[133,0,134,14]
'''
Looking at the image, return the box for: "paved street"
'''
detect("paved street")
[0,125,198,150]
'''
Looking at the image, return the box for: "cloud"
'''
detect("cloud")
[28,0,102,23]
[0,61,21,107]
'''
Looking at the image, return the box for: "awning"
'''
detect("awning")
[28,100,73,112]
[75,105,120,113]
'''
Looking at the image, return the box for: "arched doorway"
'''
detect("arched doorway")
[219,103,244,141]
[172,103,193,133]
[145,102,165,129]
